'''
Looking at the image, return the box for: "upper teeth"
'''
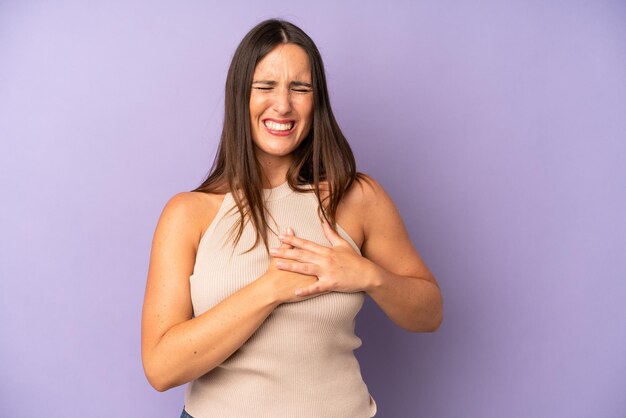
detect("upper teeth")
[264,120,294,131]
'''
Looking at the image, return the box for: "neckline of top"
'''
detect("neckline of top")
[263,180,299,201]
[226,182,314,202]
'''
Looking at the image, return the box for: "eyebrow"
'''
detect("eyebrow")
[252,80,313,88]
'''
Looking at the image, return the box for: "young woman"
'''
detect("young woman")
[141,18,443,418]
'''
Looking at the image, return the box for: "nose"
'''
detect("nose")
[272,87,292,115]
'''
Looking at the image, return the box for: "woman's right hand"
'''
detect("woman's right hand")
[264,227,330,305]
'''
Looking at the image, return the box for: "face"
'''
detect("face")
[249,43,314,162]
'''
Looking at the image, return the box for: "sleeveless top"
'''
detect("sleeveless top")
[184,181,377,418]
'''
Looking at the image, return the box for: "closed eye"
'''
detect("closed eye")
[253,87,311,93]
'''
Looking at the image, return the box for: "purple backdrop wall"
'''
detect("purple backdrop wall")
[1,1,625,417]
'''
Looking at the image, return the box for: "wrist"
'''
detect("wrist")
[254,272,283,309]
[362,258,384,293]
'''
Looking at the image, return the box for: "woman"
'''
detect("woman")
[141,18,443,418]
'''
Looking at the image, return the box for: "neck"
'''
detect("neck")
[258,162,291,189]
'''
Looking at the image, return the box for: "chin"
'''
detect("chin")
[257,138,303,154]
[270,148,298,157]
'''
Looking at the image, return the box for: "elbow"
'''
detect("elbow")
[146,370,175,393]
[151,383,169,393]
[143,359,175,392]
[406,313,442,333]
[145,369,168,392]
[404,276,443,333]
[425,288,444,332]
[149,377,171,393]
[424,295,444,332]
[143,353,212,392]
[425,308,443,332]
[409,295,444,333]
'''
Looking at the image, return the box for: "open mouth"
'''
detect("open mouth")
[263,119,295,134]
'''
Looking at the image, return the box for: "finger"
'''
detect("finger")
[295,281,328,296]
[278,248,324,264]
[278,228,328,255]
[275,260,319,276]
[278,227,295,249]
[321,217,345,247]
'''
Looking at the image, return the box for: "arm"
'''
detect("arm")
[140,194,317,392]
[360,177,443,332]
[269,176,443,333]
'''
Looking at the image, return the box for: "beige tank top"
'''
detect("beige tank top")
[184,181,377,417]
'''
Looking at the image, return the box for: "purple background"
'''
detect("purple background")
[1,1,625,417]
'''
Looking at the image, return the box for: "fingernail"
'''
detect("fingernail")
[287,227,293,235]
[269,248,278,254]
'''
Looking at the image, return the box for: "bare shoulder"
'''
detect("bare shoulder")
[159,191,225,251]
[142,190,225,320]
[167,190,223,208]
[332,173,388,214]
[316,173,381,249]
[352,173,384,203]
[142,191,225,367]
[316,173,378,205]
[350,174,408,242]
[354,176,437,285]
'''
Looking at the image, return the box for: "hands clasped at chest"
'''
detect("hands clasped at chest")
[268,219,377,298]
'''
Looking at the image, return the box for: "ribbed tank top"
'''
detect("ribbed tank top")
[184,181,377,418]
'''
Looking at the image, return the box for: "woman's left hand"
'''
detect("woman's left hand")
[269,219,376,297]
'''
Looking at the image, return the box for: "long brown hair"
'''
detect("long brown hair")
[191,18,372,254]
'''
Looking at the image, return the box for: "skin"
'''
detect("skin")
[249,43,313,188]
[272,182,444,333]
[141,43,443,393]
